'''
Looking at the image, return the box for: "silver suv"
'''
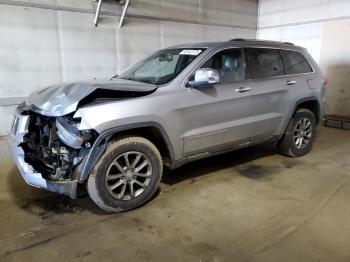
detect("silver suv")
[8,39,326,212]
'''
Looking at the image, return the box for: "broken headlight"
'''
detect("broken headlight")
[56,117,92,149]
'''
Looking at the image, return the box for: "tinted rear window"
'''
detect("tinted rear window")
[246,48,284,79]
[280,50,313,75]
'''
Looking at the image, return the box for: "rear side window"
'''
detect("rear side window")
[246,48,284,79]
[280,50,313,75]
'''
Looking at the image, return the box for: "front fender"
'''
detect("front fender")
[74,122,175,182]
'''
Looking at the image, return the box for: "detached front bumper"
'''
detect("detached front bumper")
[7,113,78,199]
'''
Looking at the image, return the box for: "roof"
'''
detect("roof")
[167,39,303,51]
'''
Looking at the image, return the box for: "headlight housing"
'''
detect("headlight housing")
[56,117,86,149]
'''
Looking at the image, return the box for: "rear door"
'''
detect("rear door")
[244,48,290,137]
[278,49,316,129]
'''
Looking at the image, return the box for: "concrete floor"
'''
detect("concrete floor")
[0,126,350,262]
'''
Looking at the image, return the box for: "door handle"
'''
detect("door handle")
[235,87,251,93]
[286,80,297,85]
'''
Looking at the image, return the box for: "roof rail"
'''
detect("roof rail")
[229,38,295,45]
[230,38,245,41]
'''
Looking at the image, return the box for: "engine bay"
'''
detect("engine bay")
[21,111,95,181]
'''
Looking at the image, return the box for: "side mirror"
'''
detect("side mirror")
[188,68,220,87]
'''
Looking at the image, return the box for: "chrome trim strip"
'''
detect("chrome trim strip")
[10,113,29,143]
[182,45,316,87]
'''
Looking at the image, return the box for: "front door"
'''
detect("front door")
[181,48,256,156]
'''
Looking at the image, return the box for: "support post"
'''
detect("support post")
[119,0,130,28]
[94,0,103,26]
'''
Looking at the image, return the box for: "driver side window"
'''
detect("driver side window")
[201,48,246,82]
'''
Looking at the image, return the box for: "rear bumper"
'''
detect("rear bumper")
[7,118,78,199]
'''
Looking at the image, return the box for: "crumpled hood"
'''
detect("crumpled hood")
[28,78,157,116]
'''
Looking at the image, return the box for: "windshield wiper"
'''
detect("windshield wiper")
[119,77,155,85]
[111,74,118,79]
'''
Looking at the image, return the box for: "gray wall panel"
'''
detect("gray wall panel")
[57,0,94,10]
[161,21,198,47]
[200,0,231,26]
[117,19,161,73]
[160,0,199,23]
[259,0,350,29]
[0,4,61,98]
[58,11,117,81]
[229,27,256,39]
[198,25,230,42]
[258,0,350,117]
[129,0,161,18]
[15,0,56,5]
[230,0,258,28]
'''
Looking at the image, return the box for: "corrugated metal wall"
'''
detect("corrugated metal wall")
[0,0,258,134]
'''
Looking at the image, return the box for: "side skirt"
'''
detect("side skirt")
[167,135,281,170]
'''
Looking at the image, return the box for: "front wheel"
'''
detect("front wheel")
[87,136,163,213]
[277,109,316,157]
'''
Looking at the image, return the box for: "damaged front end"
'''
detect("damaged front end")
[7,103,96,199]
[8,79,157,198]
[23,113,95,181]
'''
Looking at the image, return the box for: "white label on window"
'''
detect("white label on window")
[179,49,202,56]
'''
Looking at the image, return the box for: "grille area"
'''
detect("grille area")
[21,112,83,181]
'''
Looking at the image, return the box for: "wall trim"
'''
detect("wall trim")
[0,97,25,106]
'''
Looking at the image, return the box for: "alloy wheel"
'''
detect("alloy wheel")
[293,118,313,150]
[105,151,152,200]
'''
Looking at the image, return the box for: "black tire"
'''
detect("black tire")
[87,136,163,213]
[277,108,316,157]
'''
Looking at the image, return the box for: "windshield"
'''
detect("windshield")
[118,48,206,85]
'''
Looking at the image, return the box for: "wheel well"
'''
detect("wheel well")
[295,100,320,123]
[110,126,173,165]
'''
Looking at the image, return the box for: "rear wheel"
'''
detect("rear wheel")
[87,136,163,213]
[277,109,316,157]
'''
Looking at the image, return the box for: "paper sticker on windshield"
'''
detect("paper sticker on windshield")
[179,49,202,56]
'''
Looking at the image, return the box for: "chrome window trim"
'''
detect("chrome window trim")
[182,44,316,87]
[243,46,316,81]
[226,44,316,73]
[278,48,316,76]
